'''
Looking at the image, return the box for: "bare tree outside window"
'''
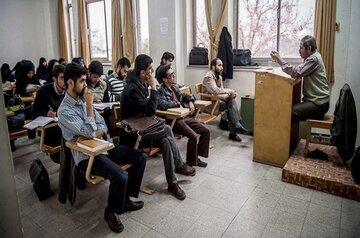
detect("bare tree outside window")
[236,0,314,58]
[135,0,149,55]
[195,0,209,48]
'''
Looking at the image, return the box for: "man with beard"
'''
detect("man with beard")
[202,58,250,142]
[121,54,196,200]
[107,57,131,102]
[270,35,330,123]
[58,63,146,233]
[31,64,67,163]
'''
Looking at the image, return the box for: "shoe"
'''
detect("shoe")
[235,122,253,135]
[229,133,242,142]
[175,164,196,176]
[104,210,124,233]
[197,158,207,167]
[124,199,144,212]
[168,183,186,200]
[218,119,229,131]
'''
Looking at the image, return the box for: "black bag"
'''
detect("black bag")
[29,159,53,201]
[351,147,360,184]
[189,43,209,65]
[121,115,166,137]
[6,94,25,130]
[233,49,252,66]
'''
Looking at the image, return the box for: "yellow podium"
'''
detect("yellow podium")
[253,69,301,167]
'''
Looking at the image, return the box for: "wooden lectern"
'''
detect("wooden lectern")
[253,69,301,167]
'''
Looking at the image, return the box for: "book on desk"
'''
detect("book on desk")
[76,138,112,152]
[167,107,190,115]
[23,116,58,130]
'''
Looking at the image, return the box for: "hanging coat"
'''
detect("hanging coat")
[217,26,234,79]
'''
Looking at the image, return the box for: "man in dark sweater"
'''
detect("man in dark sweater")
[121,54,196,200]
[31,64,66,163]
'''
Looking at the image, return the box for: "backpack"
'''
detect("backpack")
[6,94,25,130]
[351,147,360,184]
[29,159,53,201]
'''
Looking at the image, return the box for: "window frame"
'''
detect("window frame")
[67,0,75,59]
[85,0,111,63]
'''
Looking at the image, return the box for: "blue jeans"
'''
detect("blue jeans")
[78,144,147,214]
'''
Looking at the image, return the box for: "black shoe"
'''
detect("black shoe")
[219,119,229,131]
[124,199,144,212]
[104,210,124,233]
[197,158,208,167]
[229,133,242,142]
[168,183,186,200]
[307,149,328,160]
[236,123,253,136]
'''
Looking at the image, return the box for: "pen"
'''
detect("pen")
[48,105,53,111]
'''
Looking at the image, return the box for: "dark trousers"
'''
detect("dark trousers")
[78,144,147,214]
[292,101,329,123]
[172,117,210,166]
[141,125,184,185]
[219,98,241,134]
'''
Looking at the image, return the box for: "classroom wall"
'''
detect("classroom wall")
[0,0,58,68]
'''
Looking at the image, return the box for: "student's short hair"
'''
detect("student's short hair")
[64,63,87,88]
[160,52,174,65]
[117,57,131,68]
[301,35,317,52]
[134,54,153,76]
[157,64,172,85]
[52,64,65,78]
[210,58,220,69]
[88,60,103,76]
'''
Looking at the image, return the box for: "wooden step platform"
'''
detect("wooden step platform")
[282,139,360,201]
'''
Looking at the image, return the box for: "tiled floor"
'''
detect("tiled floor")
[12,121,360,237]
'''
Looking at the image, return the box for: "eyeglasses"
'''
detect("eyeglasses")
[167,72,175,78]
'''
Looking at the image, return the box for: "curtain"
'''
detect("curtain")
[111,0,123,69]
[123,0,135,64]
[314,0,336,84]
[77,0,90,66]
[58,0,69,62]
[205,0,228,61]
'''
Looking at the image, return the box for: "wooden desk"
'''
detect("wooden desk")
[253,69,301,167]
[37,122,60,154]
[65,140,115,184]
[156,108,191,128]
[20,96,35,103]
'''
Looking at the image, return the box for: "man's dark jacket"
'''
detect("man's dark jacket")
[331,83,357,163]
[217,26,234,79]
[157,84,195,110]
[120,70,158,119]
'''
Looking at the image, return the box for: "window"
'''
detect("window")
[67,0,75,59]
[194,0,209,48]
[135,0,149,55]
[235,0,315,59]
[86,0,112,61]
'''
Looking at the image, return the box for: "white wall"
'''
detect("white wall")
[0,0,59,68]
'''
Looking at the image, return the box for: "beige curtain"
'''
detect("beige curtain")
[205,0,228,61]
[314,0,336,84]
[77,0,90,66]
[111,0,123,69]
[123,0,135,64]
[58,0,69,62]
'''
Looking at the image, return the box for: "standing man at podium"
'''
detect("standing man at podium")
[270,35,330,123]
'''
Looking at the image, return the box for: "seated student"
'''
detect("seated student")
[121,54,196,200]
[15,60,40,96]
[31,65,66,163]
[87,60,110,103]
[157,64,210,167]
[44,59,59,85]
[106,57,131,102]
[58,57,66,66]
[36,57,47,81]
[155,51,174,80]
[58,63,146,233]
[202,58,252,142]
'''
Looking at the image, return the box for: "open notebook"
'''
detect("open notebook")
[24,116,58,130]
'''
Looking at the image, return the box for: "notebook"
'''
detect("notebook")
[23,116,58,130]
